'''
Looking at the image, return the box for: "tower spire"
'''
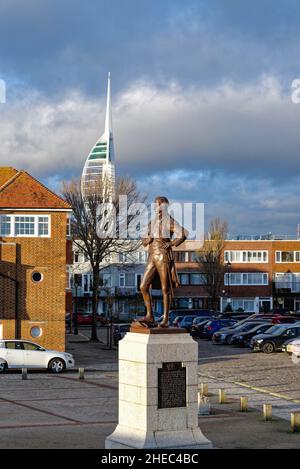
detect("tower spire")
[105,72,112,136]
[81,72,115,197]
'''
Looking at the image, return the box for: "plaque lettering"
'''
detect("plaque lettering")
[158,362,186,409]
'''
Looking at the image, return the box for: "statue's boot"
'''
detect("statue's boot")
[140,313,155,323]
[158,316,168,328]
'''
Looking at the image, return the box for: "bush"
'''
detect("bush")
[224,303,233,312]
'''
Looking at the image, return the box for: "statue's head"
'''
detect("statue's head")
[155,196,169,214]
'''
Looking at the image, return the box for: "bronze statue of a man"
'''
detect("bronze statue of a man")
[139,196,188,328]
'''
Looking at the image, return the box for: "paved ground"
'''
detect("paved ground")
[0,328,300,448]
[197,339,300,402]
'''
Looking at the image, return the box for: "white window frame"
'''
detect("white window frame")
[135,273,142,288]
[137,251,147,263]
[119,272,136,287]
[102,273,112,287]
[275,251,300,263]
[119,273,125,287]
[66,215,71,237]
[229,298,256,312]
[224,250,268,263]
[83,274,92,293]
[275,272,300,292]
[0,215,12,236]
[225,272,268,286]
[0,214,51,238]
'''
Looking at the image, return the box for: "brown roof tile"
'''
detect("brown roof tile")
[0,167,18,188]
[0,167,71,209]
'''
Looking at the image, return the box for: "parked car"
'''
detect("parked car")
[231,314,298,325]
[179,316,207,332]
[269,315,299,324]
[190,319,211,338]
[202,319,237,339]
[113,323,131,345]
[218,313,251,321]
[75,313,93,325]
[269,308,296,315]
[179,315,199,332]
[282,338,300,356]
[168,309,214,326]
[0,340,75,373]
[230,323,273,347]
[172,316,184,327]
[250,323,300,353]
[153,312,162,322]
[212,320,268,345]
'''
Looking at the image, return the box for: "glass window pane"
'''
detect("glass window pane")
[276,252,281,262]
[281,251,294,262]
[179,274,189,285]
[15,216,35,235]
[38,216,49,236]
[119,274,125,287]
[0,215,11,236]
[23,342,40,350]
[263,252,267,262]
[191,273,206,285]
[125,273,135,286]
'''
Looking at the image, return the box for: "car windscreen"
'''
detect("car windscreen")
[248,324,270,333]
[194,317,210,324]
[265,325,288,335]
[237,323,262,332]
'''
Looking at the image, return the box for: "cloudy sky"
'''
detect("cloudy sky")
[1,0,300,235]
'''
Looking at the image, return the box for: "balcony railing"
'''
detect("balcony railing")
[227,234,299,241]
[273,282,300,293]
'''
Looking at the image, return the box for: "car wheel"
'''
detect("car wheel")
[0,361,7,373]
[48,358,65,373]
[262,342,275,354]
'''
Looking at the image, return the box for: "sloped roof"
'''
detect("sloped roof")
[0,167,71,209]
[0,167,18,188]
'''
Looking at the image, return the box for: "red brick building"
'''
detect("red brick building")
[0,167,72,350]
[167,238,300,313]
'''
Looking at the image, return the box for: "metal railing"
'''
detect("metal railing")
[227,234,299,241]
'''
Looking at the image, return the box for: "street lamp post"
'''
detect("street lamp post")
[74,276,79,335]
[226,261,232,306]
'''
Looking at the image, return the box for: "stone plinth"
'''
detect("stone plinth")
[105,326,212,449]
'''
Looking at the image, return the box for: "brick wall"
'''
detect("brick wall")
[0,211,68,351]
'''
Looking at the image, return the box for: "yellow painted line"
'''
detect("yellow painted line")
[199,372,300,405]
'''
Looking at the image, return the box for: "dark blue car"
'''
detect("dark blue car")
[202,319,237,339]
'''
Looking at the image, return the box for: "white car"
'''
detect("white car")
[0,340,75,373]
[283,338,300,357]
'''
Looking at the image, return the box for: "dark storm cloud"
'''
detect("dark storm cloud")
[1,0,300,95]
[1,0,300,233]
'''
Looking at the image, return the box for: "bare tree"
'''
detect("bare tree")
[63,176,147,341]
[196,218,228,311]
